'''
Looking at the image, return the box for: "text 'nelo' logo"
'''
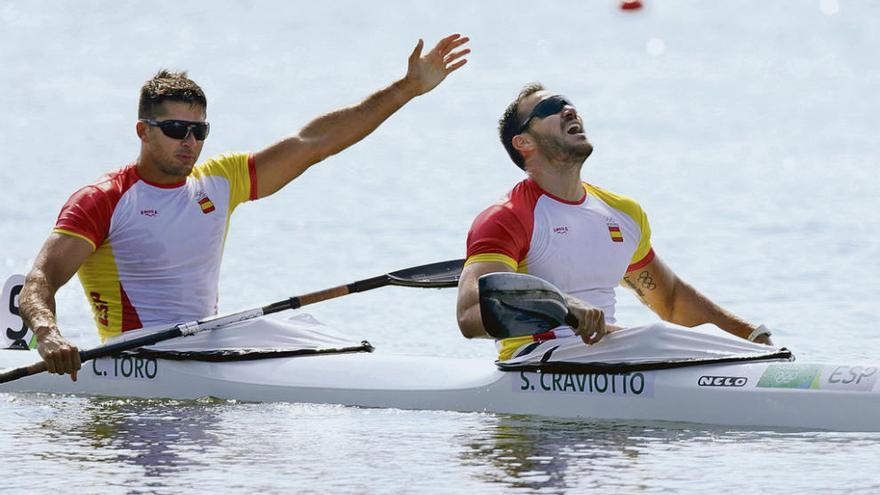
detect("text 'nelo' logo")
[698,376,748,387]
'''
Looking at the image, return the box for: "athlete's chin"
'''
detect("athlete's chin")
[581,142,594,159]
[180,155,201,170]
[158,161,195,178]
[569,141,593,161]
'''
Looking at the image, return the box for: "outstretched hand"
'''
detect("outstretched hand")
[404,34,470,96]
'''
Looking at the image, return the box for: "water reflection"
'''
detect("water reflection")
[6,394,880,492]
[15,395,228,489]
[457,415,880,493]
[459,416,690,492]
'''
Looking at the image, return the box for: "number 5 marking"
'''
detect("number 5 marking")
[2,274,32,349]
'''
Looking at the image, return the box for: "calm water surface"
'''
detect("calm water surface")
[2,0,879,492]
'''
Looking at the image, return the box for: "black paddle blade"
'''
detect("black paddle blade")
[478,273,570,338]
[387,259,465,288]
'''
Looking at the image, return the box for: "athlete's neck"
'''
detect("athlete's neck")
[527,164,585,203]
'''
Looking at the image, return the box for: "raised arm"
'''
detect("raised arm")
[253,34,470,198]
[620,254,772,344]
[19,233,94,380]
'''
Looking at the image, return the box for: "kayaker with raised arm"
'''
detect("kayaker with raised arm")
[20,34,470,380]
[456,83,773,360]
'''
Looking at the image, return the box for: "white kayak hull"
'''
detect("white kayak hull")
[3,349,880,431]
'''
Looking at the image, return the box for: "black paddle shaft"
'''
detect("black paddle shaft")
[263,259,465,313]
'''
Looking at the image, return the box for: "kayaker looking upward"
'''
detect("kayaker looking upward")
[456,83,773,360]
[20,34,470,380]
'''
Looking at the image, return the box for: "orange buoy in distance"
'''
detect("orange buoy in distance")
[620,0,643,11]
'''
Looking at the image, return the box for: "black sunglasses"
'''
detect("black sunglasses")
[518,95,573,133]
[140,119,211,141]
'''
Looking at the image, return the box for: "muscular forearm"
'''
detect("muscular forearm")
[20,269,60,333]
[254,35,468,199]
[299,78,418,162]
[22,270,81,379]
[19,234,89,378]
[623,256,764,342]
[666,279,753,339]
[456,261,513,339]
[457,301,491,339]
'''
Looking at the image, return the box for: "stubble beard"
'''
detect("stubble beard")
[154,147,198,177]
[156,160,193,177]
[533,132,594,171]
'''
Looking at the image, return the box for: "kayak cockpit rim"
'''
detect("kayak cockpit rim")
[496,348,794,373]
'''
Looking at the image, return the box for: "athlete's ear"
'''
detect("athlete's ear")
[136,121,149,142]
[512,134,533,155]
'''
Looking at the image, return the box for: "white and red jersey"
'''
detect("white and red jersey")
[54,153,257,341]
[466,178,654,329]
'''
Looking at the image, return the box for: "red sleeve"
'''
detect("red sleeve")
[55,186,115,248]
[466,181,542,265]
[248,154,258,201]
[54,167,137,249]
[466,203,531,263]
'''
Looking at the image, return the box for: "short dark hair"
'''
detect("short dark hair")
[498,82,545,170]
[138,70,207,119]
